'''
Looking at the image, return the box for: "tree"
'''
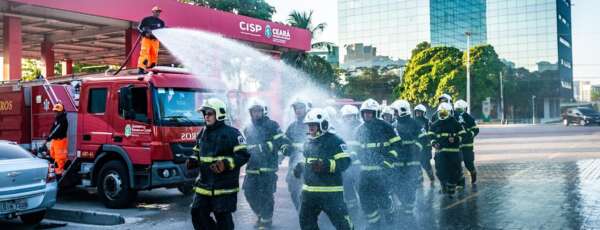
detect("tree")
[21,59,42,82]
[464,45,504,117]
[592,90,600,101]
[341,67,401,102]
[395,46,464,107]
[411,41,431,58]
[180,0,276,21]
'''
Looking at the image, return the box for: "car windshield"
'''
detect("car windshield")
[0,143,33,160]
[578,108,598,116]
[153,88,222,126]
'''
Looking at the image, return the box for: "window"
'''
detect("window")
[0,143,33,160]
[119,87,148,122]
[88,88,107,114]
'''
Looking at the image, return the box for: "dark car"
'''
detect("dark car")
[562,107,600,126]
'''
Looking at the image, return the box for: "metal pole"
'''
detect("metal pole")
[532,95,536,124]
[500,71,504,124]
[465,32,471,113]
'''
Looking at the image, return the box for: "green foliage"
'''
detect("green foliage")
[21,59,42,82]
[396,46,464,107]
[592,90,600,101]
[180,0,275,21]
[287,10,326,37]
[341,67,401,102]
[464,45,504,116]
[411,41,431,58]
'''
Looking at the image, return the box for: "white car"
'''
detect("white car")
[0,141,57,225]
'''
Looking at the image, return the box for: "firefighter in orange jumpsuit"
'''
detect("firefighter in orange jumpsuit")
[137,6,165,74]
[47,103,68,175]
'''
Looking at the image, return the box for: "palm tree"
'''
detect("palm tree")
[285,10,336,69]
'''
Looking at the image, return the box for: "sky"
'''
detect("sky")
[267,0,600,84]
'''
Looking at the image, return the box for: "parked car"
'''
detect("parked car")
[0,141,57,225]
[562,107,600,126]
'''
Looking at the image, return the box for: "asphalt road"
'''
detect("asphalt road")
[2,124,599,229]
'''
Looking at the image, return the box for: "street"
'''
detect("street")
[2,124,600,229]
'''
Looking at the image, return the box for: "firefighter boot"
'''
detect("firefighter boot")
[471,171,477,185]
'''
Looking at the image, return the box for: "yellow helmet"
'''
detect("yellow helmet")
[52,103,64,112]
[199,98,227,121]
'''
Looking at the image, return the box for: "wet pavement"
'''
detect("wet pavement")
[2,124,600,229]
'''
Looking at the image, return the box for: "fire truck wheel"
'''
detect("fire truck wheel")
[177,183,194,196]
[97,160,137,209]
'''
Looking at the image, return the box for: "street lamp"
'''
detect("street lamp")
[465,31,472,113]
[532,95,536,124]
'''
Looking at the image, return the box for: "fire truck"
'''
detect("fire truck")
[0,67,228,208]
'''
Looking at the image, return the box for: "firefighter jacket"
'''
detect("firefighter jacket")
[415,116,432,149]
[192,121,250,196]
[285,119,309,162]
[47,112,68,141]
[354,119,402,171]
[243,116,289,174]
[301,132,351,192]
[454,112,479,148]
[429,117,468,154]
[394,115,422,164]
[337,119,362,166]
[138,16,165,39]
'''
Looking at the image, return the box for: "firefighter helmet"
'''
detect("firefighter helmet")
[454,100,468,112]
[247,98,268,116]
[439,93,452,104]
[393,100,412,117]
[381,106,395,117]
[360,99,380,112]
[303,108,330,132]
[438,102,453,120]
[291,98,312,111]
[324,106,338,121]
[199,98,227,121]
[414,104,427,113]
[340,105,359,117]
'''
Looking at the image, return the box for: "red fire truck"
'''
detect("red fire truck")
[0,68,228,208]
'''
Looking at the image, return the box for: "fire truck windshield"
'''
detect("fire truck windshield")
[154,88,219,126]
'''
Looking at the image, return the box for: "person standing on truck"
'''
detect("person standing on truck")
[137,6,165,74]
[189,98,250,230]
[242,99,289,229]
[47,102,68,175]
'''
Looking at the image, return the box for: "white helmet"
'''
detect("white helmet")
[247,98,268,115]
[381,106,395,117]
[414,104,427,113]
[454,99,468,112]
[303,108,330,132]
[394,100,411,117]
[340,105,359,117]
[437,102,453,120]
[291,98,312,111]
[360,99,380,112]
[324,106,338,120]
[439,93,452,104]
[390,100,402,112]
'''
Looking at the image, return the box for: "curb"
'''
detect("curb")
[46,207,125,226]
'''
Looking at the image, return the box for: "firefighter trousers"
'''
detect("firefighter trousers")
[138,37,159,69]
[434,151,463,191]
[243,172,277,224]
[420,147,434,177]
[190,194,237,230]
[286,160,303,210]
[299,191,353,230]
[461,147,476,173]
[358,171,394,227]
[394,165,422,209]
[343,165,360,211]
[50,138,68,175]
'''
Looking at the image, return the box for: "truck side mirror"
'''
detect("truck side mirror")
[119,85,135,120]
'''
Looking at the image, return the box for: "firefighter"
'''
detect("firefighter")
[430,93,453,125]
[337,105,362,218]
[284,99,312,210]
[454,100,480,185]
[242,99,289,229]
[414,104,435,183]
[293,108,353,230]
[189,98,250,230]
[354,99,401,227]
[430,102,468,197]
[391,100,423,214]
[47,102,68,175]
[381,106,395,124]
[137,6,166,74]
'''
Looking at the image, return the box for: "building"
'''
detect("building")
[339,0,573,119]
[342,43,405,69]
[573,81,592,102]
[309,45,340,66]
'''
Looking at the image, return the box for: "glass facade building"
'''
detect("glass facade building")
[338,0,573,117]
